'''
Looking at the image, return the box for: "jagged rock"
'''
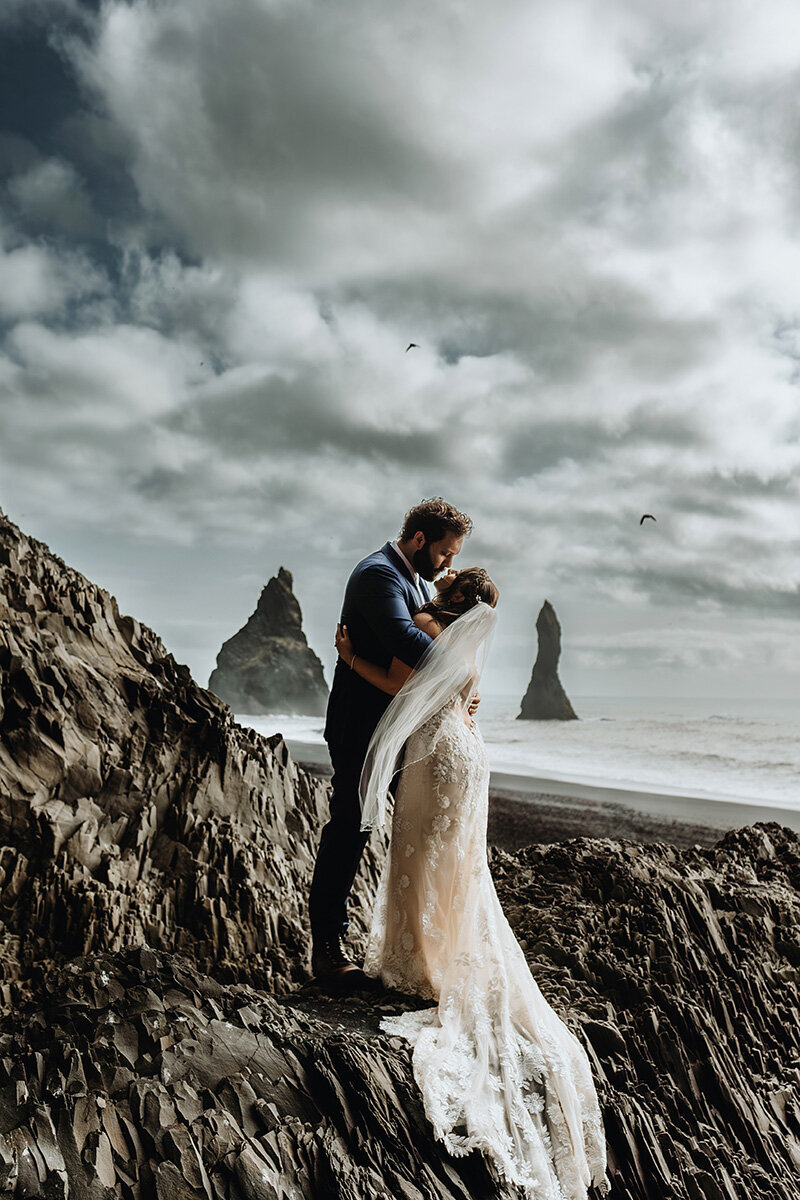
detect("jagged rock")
[488,823,800,1199]
[3,506,800,1198]
[0,948,520,1200]
[0,508,377,996]
[1,829,800,1198]
[518,599,578,720]
[208,568,327,716]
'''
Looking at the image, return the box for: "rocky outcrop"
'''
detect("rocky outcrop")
[208,568,327,716]
[490,823,800,1199]
[3,507,800,1199]
[0,946,511,1200]
[0,509,371,995]
[518,599,578,720]
[2,823,800,1199]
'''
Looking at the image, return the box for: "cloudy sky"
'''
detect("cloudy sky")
[1,0,799,703]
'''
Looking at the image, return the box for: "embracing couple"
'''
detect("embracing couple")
[308,498,609,1199]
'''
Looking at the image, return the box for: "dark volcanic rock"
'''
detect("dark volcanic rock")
[2,826,800,1199]
[488,823,800,1200]
[0,509,373,996]
[0,947,515,1200]
[518,599,578,720]
[208,567,327,716]
[3,507,800,1199]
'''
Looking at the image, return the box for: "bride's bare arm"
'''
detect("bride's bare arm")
[413,611,443,639]
[335,625,412,695]
[335,612,442,696]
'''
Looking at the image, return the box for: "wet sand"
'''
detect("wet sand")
[485,770,800,851]
[288,738,800,852]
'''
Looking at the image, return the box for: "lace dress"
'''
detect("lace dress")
[363,699,610,1200]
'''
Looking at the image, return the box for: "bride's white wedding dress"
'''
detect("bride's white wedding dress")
[360,609,610,1199]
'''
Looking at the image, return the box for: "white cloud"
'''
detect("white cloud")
[7,157,96,235]
[6,321,200,425]
[0,225,106,319]
[0,243,63,318]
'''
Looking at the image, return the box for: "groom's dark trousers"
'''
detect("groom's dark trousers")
[309,542,432,945]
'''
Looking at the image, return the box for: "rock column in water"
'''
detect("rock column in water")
[518,599,578,720]
[209,567,327,715]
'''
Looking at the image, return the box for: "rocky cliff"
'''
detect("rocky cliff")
[1,508,799,1200]
[0,511,359,995]
[208,568,328,716]
[518,599,578,720]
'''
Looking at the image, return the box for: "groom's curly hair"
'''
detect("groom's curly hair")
[400,498,473,543]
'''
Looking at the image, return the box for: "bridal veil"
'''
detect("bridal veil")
[359,601,497,833]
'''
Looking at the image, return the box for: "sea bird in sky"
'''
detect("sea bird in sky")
[640,514,656,525]
[406,343,418,352]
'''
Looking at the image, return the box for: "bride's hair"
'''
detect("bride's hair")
[418,567,499,627]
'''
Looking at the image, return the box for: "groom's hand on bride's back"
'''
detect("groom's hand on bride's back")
[468,690,481,716]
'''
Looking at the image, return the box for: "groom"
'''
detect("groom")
[309,497,474,988]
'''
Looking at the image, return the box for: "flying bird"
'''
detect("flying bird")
[406,343,418,352]
[640,514,656,525]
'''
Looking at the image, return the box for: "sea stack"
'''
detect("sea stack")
[518,599,578,720]
[209,567,327,715]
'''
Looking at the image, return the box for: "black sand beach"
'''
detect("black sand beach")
[487,785,737,851]
[486,769,800,850]
[290,739,800,853]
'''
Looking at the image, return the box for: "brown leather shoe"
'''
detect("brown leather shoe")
[311,936,378,992]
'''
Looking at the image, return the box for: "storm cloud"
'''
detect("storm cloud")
[1,0,799,696]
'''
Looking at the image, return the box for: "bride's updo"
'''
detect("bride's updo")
[418,567,499,627]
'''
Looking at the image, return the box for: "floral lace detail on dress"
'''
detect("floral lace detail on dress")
[363,701,610,1200]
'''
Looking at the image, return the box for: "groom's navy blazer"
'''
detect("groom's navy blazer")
[324,542,432,748]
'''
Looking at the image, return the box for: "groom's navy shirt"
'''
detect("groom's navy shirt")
[324,541,432,748]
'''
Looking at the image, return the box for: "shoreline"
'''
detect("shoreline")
[488,769,800,846]
[287,737,800,850]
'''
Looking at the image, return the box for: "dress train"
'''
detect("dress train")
[363,701,610,1199]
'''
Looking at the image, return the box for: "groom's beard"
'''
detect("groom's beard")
[412,543,439,581]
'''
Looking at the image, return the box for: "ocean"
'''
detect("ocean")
[238,694,799,813]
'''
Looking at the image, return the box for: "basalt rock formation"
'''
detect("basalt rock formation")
[518,599,578,720]
[0,509,359,995]
[2,507,800,1200]
[3,826,800,1200]
[208,568,327,716]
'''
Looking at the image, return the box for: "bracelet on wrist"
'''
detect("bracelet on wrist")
[350,652,357,669]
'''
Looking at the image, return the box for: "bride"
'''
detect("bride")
[334,568,610,1200]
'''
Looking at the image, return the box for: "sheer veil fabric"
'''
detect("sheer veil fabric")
[359,602,497,834]
[359,603,610,1199]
